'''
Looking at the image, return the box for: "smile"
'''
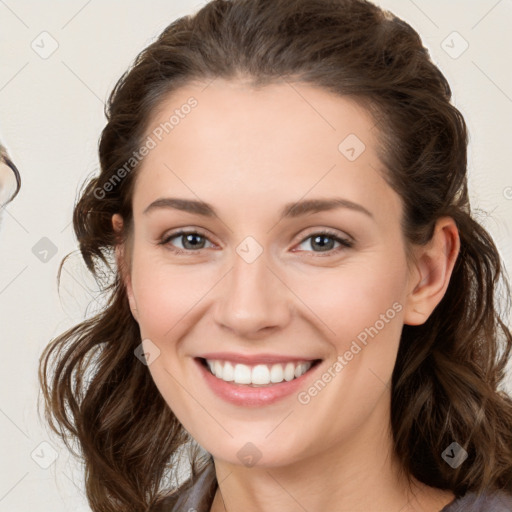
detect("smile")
[195,357,323,407]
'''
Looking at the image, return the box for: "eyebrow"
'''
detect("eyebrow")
[143,197,374,220]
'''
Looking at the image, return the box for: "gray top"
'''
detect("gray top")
[440,488,512,511]
[151,461,512,512]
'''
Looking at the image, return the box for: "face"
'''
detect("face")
[114,79,420,467]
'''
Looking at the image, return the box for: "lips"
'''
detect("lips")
[194,356,324,406]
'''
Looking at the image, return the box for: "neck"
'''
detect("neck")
[210,391,454,512]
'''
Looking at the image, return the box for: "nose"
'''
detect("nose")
[213,250,292,338]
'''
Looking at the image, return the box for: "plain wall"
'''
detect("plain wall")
[0,1,511,510]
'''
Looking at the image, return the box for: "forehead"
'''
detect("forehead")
[146,78,378,157]
[132,78,400,223]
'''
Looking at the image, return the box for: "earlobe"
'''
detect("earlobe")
[112,213,123,234]
[403,217,460,326]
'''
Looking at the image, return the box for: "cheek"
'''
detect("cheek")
[290,256,408,411]
[130,253,216,340]
[293,256,407,342]
[287,261,407,434]
[129,256,214,417]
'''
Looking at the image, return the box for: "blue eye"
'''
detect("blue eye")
[295,231,353,254]
[160,230,214,253]
[159,229,353,255]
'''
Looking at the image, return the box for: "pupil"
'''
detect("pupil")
[184,234,204,249]
[313,235,333,252]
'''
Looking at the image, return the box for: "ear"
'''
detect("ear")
[112,213,139,322]
[403,216,460,326]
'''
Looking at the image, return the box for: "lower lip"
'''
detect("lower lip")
[194,358,322,407]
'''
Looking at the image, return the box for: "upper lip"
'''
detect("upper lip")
[196,352,321,365]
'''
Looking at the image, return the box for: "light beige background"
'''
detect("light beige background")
[0,0,511,510]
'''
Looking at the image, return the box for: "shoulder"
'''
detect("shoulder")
[149,459,217,512]
[441,489,512,512]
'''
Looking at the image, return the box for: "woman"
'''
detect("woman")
[39,0,512,511]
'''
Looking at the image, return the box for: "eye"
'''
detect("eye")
[159,230,215,254]
[294,230,354,255]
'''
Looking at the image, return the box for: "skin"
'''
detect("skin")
[112,78,460,512]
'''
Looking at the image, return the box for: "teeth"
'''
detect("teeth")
[205,359,314,386]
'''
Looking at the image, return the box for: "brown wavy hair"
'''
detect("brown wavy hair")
[38,0,512,510]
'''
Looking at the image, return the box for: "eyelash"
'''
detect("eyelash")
[158,228,354,257]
